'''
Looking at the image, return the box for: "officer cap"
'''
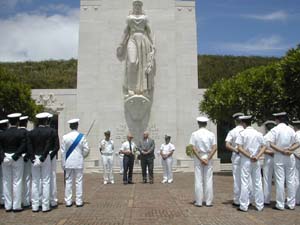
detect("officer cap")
[47,113,53,118]
[36,112,49,119]
[0,119,9,124]
[196,116,209,122]
[68,118,80,124]
[239,115,252,120]
[263,120,276,126]
[7,113,22,118]
[20,116,28,121]
[292,120,300,125]
[232,112,244,119]
[272,112,287,117]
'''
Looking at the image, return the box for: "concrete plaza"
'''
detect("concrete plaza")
[0,172,299,225]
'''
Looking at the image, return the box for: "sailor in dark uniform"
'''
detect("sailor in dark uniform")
[28,112,55,212]
[19,116,31,208]
[0,113,26,212]
[0,119,9,207]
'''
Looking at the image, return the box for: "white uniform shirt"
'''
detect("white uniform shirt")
[120,140,137,153]
[267,123,298,150]
[294,130,300,158]
[99,139,114,155]
[225,125,244,156]
[189,128,216,154]
[61,130,89,169]
[160,143,175,155]
[236,126,265,156]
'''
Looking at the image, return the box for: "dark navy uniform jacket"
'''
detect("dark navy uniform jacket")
[0,126,26,162]
[19,127,30,162]
[28,125,55,162]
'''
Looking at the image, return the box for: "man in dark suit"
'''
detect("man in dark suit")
[138,131,155,184]
[0,113,26,212]
[28,112,55,212]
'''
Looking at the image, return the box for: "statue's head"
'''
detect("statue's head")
[132,0,143,14]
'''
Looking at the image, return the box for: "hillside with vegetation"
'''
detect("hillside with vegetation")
[0,55,280,89]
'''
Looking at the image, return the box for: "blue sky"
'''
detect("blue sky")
[0,0,299,61]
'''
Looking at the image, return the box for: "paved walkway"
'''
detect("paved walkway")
[0,172,299,225]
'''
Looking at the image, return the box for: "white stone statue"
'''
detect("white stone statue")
[117,0,156,99]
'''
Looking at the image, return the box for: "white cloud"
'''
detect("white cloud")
[217,36,289,54]
[0,8,79,62]
[243,10,288,21]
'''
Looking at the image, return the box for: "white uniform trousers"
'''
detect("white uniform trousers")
[231,154,241,205]
[0,167,4,205]
[263,155,274,204]
[239,156,264,211]
[295,157,300,205]
[50,158,58,206]
[64,168,83,206]
[2,158,24,210]
[22,160,31,207]
[31,155,51,211]
[101,154,114,182]
[161,157,173,182]
[274,153,296,209]
[194,160,213,206]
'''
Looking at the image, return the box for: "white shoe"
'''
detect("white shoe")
[104,181,108,184]
[161,179,167,184]
[110,180,114,184]
[167,179,173,183]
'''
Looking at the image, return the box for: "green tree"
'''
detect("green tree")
[0,66,43,119]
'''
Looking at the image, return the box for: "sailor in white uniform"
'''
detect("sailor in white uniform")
[160,135,175,184]
[267,112,299,210]
[190,116,217,207]
[99,130,114,184]
[292,120,300,205]
[61,118,89,207]
[225,112,244,206]
[262,120,276,205]
[236,115,265,212]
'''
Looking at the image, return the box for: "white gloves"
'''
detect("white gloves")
[33,156,41,167]
[3,157,12,166]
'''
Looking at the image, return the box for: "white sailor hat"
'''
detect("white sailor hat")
[47,113,53,118]
[68,118,80,124]
[36,112,50,119]
[292,120,300,125]
[272,112,287,117]
[263,120,276,125]
[196,116,209,122]
[7,113,22,118]
[232,112,244,119]
[0,119,9,124]
[20,116,28,121]
[239,115,252,120]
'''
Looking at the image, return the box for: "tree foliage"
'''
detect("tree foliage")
[200,45,300,124]
[0,66,43,119]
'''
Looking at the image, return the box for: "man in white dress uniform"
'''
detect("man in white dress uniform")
[61,118,89,207]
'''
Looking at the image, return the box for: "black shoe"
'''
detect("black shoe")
[23,205,31,209]
[194,204,202,207]
[66,204,73,207]
[232,203,240,207]
[206,205,213,207]
[5,209,12,212]
[272,206,283,211]
[237,208,247,212]
[76,204,84,207]
[42,208,51,213]
[285,206,295,210]
[264,203,271,206]
[143,179,147,183]
[128,181,135,184]
[13,208,23,213]
[32,209,39,213]
[51,204,58,209]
